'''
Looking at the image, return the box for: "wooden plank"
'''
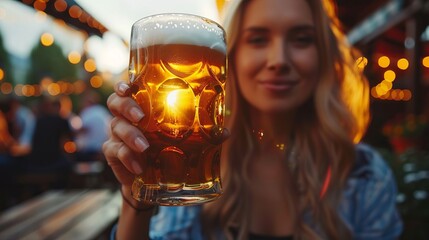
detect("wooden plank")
[0,191,64,231]
[57,190,121,240]
[19,189,111,240]
[0,190,90,239]
[0,189,122,240]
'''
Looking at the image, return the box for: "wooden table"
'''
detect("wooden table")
[0,188,121,240]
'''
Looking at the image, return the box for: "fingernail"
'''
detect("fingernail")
[135,136,149,152]
[130,107,144,122]
[132,161,143,174]
[118,83,130,95]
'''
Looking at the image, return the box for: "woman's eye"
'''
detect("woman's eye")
[247,35,267,45]
[291,35,315,46]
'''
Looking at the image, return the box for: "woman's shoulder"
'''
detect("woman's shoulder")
[350,143,393,181]
[340,143,403,239]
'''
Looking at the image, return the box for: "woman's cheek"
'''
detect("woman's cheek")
[291,48,319,79]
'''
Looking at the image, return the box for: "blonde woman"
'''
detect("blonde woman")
[103,0,403,239]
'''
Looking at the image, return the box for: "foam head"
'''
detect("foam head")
[131,13,226,54]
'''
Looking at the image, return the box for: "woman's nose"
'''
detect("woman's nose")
[267,39,289,72]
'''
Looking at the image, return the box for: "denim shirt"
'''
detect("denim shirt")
[111,144,403,239]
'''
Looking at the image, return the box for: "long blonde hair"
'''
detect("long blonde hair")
[203,0,370,239]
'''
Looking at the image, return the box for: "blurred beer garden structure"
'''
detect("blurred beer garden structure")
[0,0,428,239]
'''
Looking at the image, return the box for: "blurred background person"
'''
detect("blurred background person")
[28,96,74,178]
[0,108,13,166]
[75,89,112,163]
[0,96,35,209]
[0,96,35,166]
[0,108,15,209]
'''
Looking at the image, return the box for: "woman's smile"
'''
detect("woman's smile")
[258,78,299,93]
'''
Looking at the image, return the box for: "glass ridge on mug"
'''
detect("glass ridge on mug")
[128,13,227,206]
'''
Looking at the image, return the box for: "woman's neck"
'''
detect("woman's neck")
[249,109,295,153]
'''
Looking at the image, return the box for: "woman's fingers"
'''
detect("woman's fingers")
[114,81,131,97]
[110,117,150,153]
[103,138,140,186]
[107,93,144,123]
[222,127,230,142]
[102,139,140,185]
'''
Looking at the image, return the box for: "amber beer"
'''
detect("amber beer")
[128,14,226,205]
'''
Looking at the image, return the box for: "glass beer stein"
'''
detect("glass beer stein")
[128,13,227,205]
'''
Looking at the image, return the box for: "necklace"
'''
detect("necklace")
[251,129,297,170]
[251,129,289,151]
[250,129,331,198]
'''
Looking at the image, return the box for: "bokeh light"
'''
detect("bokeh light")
[90,75,103,88]
[40,32,54,46]
[33,0,46,11]
[69,5,82,19]
[47,82,61,96]
[423,56,429,68]
[64,141,77,153]
[0,82,13,94]
[54,0,67,12]
[378,56,390,68]
[68,51,81,64]
[356,57,368,70]
[84,59,97,72]
[397,58,409,70]
[384,70,396,82]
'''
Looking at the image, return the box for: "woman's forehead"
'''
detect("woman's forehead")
[240,0,314,29]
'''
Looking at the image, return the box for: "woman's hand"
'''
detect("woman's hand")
[103,81,230,188]
[102,81,149,188]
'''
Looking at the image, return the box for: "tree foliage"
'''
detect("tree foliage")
[0,32,15,84]
[25,38,78,85]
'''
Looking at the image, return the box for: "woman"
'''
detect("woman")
[103,0,403,239]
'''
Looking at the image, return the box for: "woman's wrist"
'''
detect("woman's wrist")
[120,185,156,213]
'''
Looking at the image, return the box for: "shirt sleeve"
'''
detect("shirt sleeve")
[346,144,403,240]
[109,223,117,240]
[149,206,204,240]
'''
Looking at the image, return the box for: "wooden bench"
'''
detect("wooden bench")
[0,188,121,240]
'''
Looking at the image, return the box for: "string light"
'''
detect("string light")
[90,75,103,88]
[40,32,54,46]
[69,5,82,19]
[33,0,46,11]
[68,51,81,64]
[54,0,67,12]
[384,70,396,82]
[397,58,409,70]
[84,59,97,72]
[378,56,390,68]
[0,82,13,94]
[423,56,429,68]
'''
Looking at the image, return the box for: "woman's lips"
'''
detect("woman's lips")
[259,80,298,92]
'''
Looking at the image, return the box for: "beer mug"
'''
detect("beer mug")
[128,13,226,205]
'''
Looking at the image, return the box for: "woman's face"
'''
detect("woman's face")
[234,0,319,114]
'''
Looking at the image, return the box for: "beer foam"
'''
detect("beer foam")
[131,14,226,54]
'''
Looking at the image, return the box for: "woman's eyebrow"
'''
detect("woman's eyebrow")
[242,26,269,33]
[242,24,315,33]
[289,25,315,32]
